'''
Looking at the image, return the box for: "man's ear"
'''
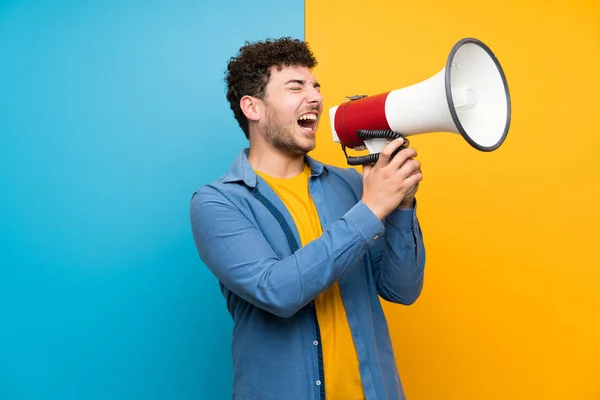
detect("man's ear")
[240,96,261,122]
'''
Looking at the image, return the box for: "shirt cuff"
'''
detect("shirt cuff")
[386,199,418,231]
[343,201,386,245]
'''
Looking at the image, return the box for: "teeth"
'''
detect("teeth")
[298,114,317,121]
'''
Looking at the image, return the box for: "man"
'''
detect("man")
[190,37,425,400]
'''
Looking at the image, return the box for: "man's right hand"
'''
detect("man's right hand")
[361,138,423,220]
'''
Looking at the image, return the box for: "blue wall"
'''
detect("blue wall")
[0,1,303,399]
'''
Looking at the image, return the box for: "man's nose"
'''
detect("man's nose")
[307,87,323,105]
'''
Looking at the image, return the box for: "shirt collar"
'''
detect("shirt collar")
[222,148,326,187]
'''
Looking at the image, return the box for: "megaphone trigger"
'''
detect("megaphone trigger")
[341,129,406,166]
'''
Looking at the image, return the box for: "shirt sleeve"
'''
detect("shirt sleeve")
[190,185,385,318]
[368,200,426,305]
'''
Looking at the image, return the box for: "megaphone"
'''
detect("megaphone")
[329,37,511,165]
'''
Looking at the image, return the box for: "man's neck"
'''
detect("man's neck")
[247,143,305,179]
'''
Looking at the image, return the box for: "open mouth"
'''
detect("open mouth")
[297,113,318,132]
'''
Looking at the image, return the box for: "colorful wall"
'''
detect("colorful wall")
[0,1,302,399]
[306,0,600,399]
[1,0,598,399]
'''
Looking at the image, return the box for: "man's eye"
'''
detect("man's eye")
[290,87,302,91]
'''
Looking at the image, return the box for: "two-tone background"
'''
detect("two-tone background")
[1,1,598,399]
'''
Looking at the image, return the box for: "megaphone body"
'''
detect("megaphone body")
[329,38,511,164]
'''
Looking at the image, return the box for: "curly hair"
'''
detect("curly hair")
[225,37,318,138]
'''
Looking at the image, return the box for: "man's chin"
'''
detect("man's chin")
[284,143,314,157]
[270,133,316,157]
[298,141,316,155]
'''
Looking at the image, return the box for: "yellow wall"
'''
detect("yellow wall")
[305,1,600,399]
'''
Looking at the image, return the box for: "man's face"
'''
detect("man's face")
[260,65,323,156]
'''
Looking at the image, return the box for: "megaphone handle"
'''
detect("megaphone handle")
[342,130,406,166]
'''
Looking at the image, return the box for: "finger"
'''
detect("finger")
[388,147,417,170]
[404,167,422,181]
[375,138,405,167]
[402,185,418,200]
[407,175,422,190]
[397,159,421,180]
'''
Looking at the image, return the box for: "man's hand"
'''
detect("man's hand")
[361,138,422,219]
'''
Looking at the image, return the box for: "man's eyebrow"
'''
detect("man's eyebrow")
[284,79,321,89]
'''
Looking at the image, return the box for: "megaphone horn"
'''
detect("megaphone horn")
[329,37,511,166]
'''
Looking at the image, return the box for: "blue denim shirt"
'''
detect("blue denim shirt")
[190,149,426,400]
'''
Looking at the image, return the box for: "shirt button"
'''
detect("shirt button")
[373,235,380,240]
[313,340,318,346]
[316,380,322,386]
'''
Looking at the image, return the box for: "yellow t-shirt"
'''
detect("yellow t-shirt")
[256,164,364,400]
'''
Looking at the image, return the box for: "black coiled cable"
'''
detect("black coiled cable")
[342,129,406,166]
[357,129,403,140]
